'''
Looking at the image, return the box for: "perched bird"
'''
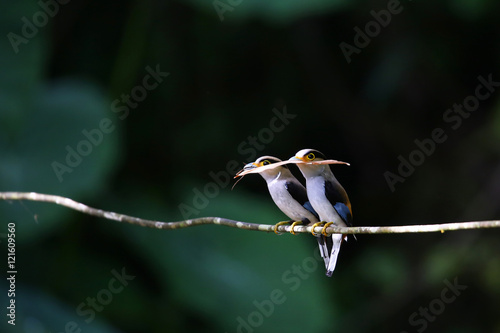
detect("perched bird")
[290,149,353,277]
[235,156,330,268]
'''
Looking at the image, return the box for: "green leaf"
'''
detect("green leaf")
[116,190,335,331]
[0,282,122,333]
[0,1,121,243]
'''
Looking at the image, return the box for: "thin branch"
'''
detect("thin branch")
[1,192,499,235]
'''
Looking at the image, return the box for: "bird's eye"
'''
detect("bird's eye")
[262,160,271,166]
[306,153,315,161]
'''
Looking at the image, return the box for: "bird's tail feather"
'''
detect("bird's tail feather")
[316,236,330,268]
[326,234,343,277]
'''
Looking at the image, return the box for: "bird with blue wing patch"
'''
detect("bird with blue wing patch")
[289,149,353,277]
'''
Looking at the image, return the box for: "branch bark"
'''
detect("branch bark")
[1,192,499,235]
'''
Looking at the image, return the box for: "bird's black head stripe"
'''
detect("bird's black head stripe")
[303,149,326,160]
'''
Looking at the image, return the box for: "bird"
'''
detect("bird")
[289,148,353,277]
[235,156,331,269]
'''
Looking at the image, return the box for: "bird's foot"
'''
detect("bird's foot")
[273,221,290,235]
[321,222,333,236]
[289,221,303,235]
[310,222,326,236]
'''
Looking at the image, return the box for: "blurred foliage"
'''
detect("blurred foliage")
[1,0,500,332]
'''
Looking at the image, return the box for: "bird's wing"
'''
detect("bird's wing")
[325,180,353,226]
[285,181,319,219]
[284,180,308,205]
[333,202,353,227]
[303,201,319,219]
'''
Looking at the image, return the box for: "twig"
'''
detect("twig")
[1,192,499,235]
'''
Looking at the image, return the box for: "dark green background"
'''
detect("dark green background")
[1,0,499,332]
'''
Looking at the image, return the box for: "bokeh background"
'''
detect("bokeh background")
[1,0,500,332]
